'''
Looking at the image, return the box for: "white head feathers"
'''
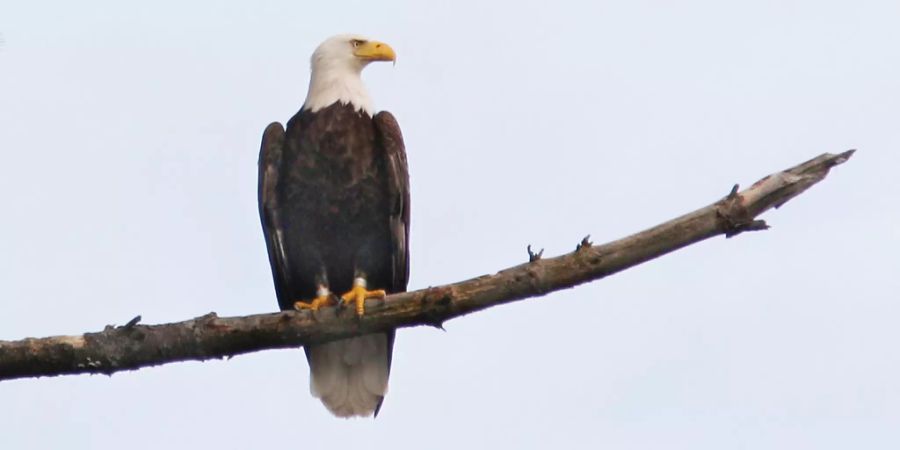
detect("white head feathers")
[302,34,396,116]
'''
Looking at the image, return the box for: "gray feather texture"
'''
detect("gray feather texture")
[307,334,390,417]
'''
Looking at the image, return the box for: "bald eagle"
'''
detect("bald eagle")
[257,35,409,418]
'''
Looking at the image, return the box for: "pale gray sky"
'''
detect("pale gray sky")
[1,1,898,448]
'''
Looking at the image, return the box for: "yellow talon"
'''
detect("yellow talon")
[294,290,333,311]
[340,279,386,316]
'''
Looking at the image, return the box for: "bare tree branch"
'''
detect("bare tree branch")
[0,150,855,381]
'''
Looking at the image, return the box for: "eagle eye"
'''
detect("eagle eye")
[350,39,366,48]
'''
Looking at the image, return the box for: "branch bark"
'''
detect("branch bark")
[0,150,855,381]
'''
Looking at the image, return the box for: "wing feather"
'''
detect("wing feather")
[373,111,410,294]
[370,111,408,417]
[257,122,291,307]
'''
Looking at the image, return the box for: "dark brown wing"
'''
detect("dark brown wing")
[373,111,410,293]
[257,121,291,306]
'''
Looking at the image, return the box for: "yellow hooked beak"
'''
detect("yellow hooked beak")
[353,40,396,62]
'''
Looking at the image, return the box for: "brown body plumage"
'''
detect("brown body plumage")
[259,101,409,416]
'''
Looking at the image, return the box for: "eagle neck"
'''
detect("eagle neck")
[303,67,373,116]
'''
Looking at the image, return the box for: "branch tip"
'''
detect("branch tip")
[834,149,856,164]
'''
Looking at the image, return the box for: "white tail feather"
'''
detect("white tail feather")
[306,333,390,417]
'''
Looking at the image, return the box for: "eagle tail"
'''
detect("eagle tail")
[305,333,392,418]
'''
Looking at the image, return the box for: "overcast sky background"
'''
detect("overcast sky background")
[1,1,898,448]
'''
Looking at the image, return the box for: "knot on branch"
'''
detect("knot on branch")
[717,184,770,238]
[576,235,593,252]
[527,245,544,262]
[420,287,455,330]
[422,286,454,306]
[194,312,231,332]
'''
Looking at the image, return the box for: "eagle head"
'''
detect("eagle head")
[311,34,396,71]
[304,34,396,115]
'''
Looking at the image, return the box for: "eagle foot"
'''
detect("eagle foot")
[340,278,386,316]
[294,287,334,311]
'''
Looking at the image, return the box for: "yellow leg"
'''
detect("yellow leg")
[294,286,333,311]
[340,278,386,316]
